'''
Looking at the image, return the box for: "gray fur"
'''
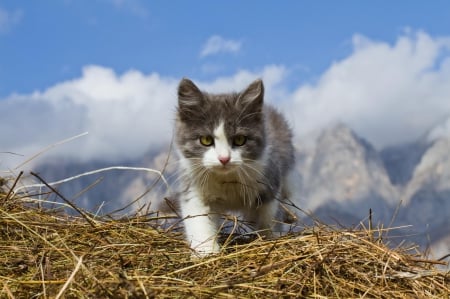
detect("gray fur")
[174,77,295,255]
[176,78,294,191]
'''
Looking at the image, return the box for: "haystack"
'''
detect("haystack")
[0,174,448,298]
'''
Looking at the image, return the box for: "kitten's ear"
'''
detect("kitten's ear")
[178,78,204,109]
[237,79,264,111]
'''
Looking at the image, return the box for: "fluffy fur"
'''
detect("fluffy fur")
[175,78,295,256]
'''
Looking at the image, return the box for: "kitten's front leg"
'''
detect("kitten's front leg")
[246,198,279,239]
[180,188,220,257]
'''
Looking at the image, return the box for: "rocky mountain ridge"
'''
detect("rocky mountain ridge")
[294,124,449,260]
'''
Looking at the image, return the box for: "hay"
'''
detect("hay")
[1,176,449,298]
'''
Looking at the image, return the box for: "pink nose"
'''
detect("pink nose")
[219,156,230,165]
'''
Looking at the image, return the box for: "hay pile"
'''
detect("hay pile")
[1,176,449,298]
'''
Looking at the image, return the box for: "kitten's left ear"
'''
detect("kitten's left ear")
[177,78,205,121]
[238,79,264,111]
[178,78,204,107]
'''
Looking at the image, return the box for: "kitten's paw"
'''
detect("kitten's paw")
[256,228,274,240]
[190,241,220,258]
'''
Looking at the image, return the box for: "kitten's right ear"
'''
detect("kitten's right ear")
[237,79,264,112]
[178,78,204,109]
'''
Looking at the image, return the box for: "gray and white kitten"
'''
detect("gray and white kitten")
[175,78,295,256]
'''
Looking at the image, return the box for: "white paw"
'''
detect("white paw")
[191,240,220,258]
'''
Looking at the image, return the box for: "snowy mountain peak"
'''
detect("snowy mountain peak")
[427,115,450,142]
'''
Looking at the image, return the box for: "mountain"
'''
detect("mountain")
[33,147,172,215]
[294,124,398,227]
[400,137,450,256]
[380,140,430,186]
[31,123,450,261]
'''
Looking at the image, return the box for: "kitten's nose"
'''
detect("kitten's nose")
[219,156,230,165]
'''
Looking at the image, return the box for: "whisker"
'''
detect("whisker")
[237,165,263,208]
[169,158,208,189]
[199,168,210,195]
[243,163,273,191]
[236,168,249,207]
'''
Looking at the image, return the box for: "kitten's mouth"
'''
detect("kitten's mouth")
[211,164,237,174]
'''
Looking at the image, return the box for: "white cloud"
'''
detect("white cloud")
[1,66,177,166]
[0,6,23,34]
[200,35,242,57]
[286,31,450,148]
[3,30,450,170]
[199,65,287,95]
[0,65,285,169]
[427,116,450,141]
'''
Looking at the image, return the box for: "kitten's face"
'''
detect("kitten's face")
[176,78,266,175]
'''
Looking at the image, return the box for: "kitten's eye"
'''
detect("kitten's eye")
[199,135,214,146]
[233,135,247,146]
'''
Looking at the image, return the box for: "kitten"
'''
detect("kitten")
[175,78,295,256]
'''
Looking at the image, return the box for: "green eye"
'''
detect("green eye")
[199,135,214,146]
[233,135,247,146]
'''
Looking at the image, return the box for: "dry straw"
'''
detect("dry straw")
[0,173,449,299]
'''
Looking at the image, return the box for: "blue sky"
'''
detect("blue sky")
[2,1,450,96]
[2,1,450,166]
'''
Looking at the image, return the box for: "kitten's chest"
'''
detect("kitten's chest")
[201,174,260,209]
